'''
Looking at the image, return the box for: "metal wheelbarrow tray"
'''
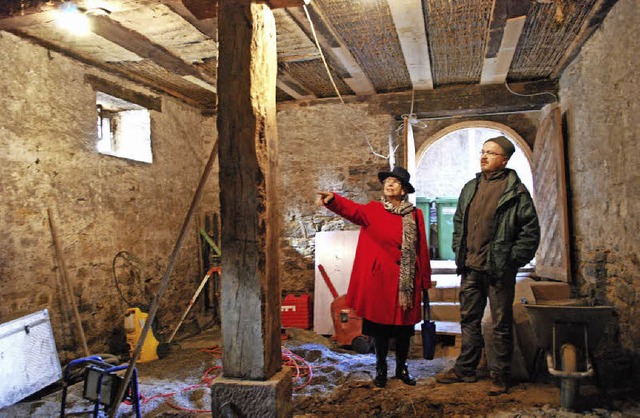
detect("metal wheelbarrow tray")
[524,304,616,409]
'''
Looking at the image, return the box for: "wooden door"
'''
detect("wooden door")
[532,104,571,282]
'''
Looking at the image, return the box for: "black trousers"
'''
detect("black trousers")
[363,319,414,369]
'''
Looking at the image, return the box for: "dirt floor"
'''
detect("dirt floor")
[2,326,639,417]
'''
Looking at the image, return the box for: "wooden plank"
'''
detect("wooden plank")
[532,104,571,282]
[89,15,214,84]
[481,16,526,85]
[285,5,375,96]
[267,0,310,8]
[387,0,433,90]
[161,0,218,42]
[217,0,281,380]
[277,69,317,100]
[280,80,558,118]
[9,29,212,109]
[84,74,162,112]
[180,0,217,19]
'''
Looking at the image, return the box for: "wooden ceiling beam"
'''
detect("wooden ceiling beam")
[267,0,310,8]
[8,29,214,110]
[387,0,433,90]
[0,8,216,91]
[550,0,619,79]
[286,4,375,96]
[0,9,56,31]
[279,80,558,118]
[276,70,317,100]
[481,16,526,85]
[88,15,215,86]
[161,0,218,42]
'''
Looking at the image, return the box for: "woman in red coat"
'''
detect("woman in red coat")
[318,166,432,388]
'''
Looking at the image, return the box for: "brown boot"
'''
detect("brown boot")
[488,376,508,396]
[435,368,477,384]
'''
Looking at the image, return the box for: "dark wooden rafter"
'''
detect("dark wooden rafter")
[285,2,375,95]
[550,0,619,79]
[7,29,213,109]
[485,0,531,59]
[88,15,215,85]
[161,0,218,42]
[389,80,558,118]
[266,0,310,8]
[279,80,558,118]
[0,8,217,109]
[85,74,163,112]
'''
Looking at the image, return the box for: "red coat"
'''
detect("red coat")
[325,194,432,325]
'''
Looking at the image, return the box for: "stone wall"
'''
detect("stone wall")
[559,0,639,370]
[276,103,392,293]
[0,32,218,361]
[275,102,540,292]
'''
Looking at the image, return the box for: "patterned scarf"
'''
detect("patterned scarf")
[381,196,417,310]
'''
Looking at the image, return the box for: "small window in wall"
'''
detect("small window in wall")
[96,92,152,163]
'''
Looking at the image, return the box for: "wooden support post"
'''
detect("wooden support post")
[213,1,290,415]
[217,0,282,382]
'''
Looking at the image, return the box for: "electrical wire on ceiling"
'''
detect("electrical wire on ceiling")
[504,81,558,102]
[302,4,389,160]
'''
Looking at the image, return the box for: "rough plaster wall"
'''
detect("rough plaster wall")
[0,32,218,362]
[276,103,391,292]
[559,0,639,360]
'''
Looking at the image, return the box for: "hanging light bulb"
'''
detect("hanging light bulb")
[55,1,91,36]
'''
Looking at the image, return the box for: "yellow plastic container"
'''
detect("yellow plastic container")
[124,307,159,363]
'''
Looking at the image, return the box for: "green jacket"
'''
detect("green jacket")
[452,169,540,278]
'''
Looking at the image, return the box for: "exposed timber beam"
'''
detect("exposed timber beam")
[387,0,433,90]
[0,9,216,93]
[8,29,214,109]
[88,15,216,85]
[286,5,375,96]
[161,0,219,42]
[277,69,317,100]
[279,80,558,118]
[481,16,526,85]
[267,0,310,8]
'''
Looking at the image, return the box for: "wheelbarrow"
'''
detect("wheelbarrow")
[524,304,616,409]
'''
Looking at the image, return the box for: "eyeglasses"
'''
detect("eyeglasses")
[479,150,504,157]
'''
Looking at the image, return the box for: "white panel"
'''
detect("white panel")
[0,310,62,409]
[481,16,527,85]
[313,230,360,335]
[387,0,434,90]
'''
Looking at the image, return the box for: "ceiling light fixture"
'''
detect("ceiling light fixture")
[55,1,90,35]
[55,1,112,36]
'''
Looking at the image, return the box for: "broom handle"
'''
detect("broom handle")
[317,264,339,300]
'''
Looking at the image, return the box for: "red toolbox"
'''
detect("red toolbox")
[281,294,312,329]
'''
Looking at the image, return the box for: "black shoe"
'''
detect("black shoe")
[374,365,387,388]
[394,364,417,386]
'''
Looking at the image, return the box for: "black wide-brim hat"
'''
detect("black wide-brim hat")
[378,166,415,194]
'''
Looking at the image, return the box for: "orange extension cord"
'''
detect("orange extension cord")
[128,343,318,414]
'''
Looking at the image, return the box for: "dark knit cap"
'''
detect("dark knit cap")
[485,136,515,158]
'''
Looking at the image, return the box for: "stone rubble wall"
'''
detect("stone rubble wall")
[559,0,639,374]
[0,32,218,362]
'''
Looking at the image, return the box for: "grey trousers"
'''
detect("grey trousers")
[454,269,516,378]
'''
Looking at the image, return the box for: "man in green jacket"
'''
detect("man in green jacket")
[435,136,540,395]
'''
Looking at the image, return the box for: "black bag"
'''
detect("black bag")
[421,290,436,360]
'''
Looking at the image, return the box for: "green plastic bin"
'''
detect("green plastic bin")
[415,197,433,247]
[435,197,458,260]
